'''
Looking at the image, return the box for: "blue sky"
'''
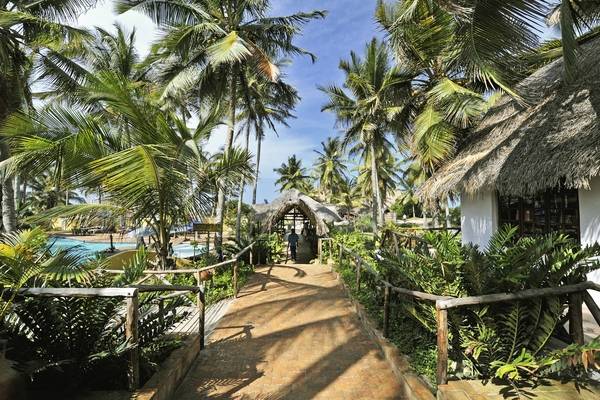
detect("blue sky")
[77,1,382,202]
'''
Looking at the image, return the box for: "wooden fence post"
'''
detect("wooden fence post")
[195,271,205,349]
[355,258,361,290]
[318,239,323,264]
[249,244,254,267]
[197,288,205,350]
[383,285,391,337]
[436,307,448,386]
[569,292,584,345]
[233,260,239,298]
[583,291,600,325]
[158,299,164,328]
[125,294,140,391]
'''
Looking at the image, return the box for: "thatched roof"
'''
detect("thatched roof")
[253,189,342,236]
[419,37,600,204]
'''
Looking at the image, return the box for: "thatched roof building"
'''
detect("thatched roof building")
[419,37,600,204]
[253,190,341,236]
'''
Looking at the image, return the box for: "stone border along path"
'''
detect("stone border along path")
[173,260,405,399]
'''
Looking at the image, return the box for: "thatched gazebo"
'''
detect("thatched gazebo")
[253,189,341,237]
[418,37,600,301]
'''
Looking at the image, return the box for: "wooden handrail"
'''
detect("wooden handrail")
[18,287,138,298]
[319,236,600,387]
[435,281,598,310]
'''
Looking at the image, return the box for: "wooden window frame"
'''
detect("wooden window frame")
[497,187,580,240]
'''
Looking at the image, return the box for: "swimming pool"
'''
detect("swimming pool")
[49,237,205,259]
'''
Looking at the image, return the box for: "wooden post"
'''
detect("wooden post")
[158,299,164,327]
[233,260,239,298]
[125,295,140,391]
[355,258,361,290]
[583,291,600,325]
[383,285,391,337]
[197,288,205,350]
[569,292,584,345]
[436,307,448,386]
[249,244,254,267]
[338,243,343,266]
[318,239,323,264]
[392,234,399,257]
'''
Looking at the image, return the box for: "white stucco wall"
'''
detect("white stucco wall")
[460,190,499,249]
[579,177,600,304]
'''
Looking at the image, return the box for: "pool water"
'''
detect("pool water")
[49,237,205,259]
[50,237,136,258]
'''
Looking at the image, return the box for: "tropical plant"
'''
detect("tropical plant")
[376,1,501,175]
[0,228,92,319]
[1,71,253,269]
[321,38,412,232]
[356,152,401,209]
[313,137,348,202]
[3,277,187,393]
[393,160,427,218]
[274,154,312,193]
[234,70,299,239]
[117,0,326,245]
[381,227,600,380]
[36,23,147,106]
[0,0,94,232]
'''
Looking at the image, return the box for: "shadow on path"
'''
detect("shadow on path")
[174,263,403,399]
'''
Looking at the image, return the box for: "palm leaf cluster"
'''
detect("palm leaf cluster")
[380,227,600,380]
[273,154,311,193]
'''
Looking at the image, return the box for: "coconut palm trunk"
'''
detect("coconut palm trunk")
[2,179,16,232]
[235,124,251,241]
[215,71,238,256]
[252,126,262,205]
[369,142,384,232]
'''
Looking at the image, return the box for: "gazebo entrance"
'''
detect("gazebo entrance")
[272,205,318,262]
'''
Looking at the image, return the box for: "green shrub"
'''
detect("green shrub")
[381,227,600,382]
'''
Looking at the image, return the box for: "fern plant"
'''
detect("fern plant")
[3,275,187,393]
[381,226,600,380]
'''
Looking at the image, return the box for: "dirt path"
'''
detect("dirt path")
[174,261,404,399]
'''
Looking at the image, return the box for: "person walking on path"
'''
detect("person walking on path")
[287,228,300,261]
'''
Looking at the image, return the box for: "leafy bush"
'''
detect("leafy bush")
[382,227,600,381]
[3,275,187,394]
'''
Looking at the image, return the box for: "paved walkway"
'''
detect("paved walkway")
[174,261,404,399]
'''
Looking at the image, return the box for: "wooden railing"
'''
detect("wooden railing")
[317,237,600,386]
[15,241,261,391]
[104,241,259,348]
[17,285,198,391]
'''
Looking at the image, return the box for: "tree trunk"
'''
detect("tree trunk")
[252,127,262,205]
[14,175,20,210]
[444,197,450,228]
[369,142,384,232]
[235,124,251,241]
[2,178,16,233]
[215,69,238,258]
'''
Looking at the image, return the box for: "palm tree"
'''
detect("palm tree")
[321,38,412,232]
[274,155,312,193]
[37,23,147,108]
[0,0,93,232]
[1,71,253,269]
[376,1,499,176]
[356,152,400,210]
[313,137,348,202]
[117,0,325,248]
[234,71,298,240]
[248,78,299,205]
